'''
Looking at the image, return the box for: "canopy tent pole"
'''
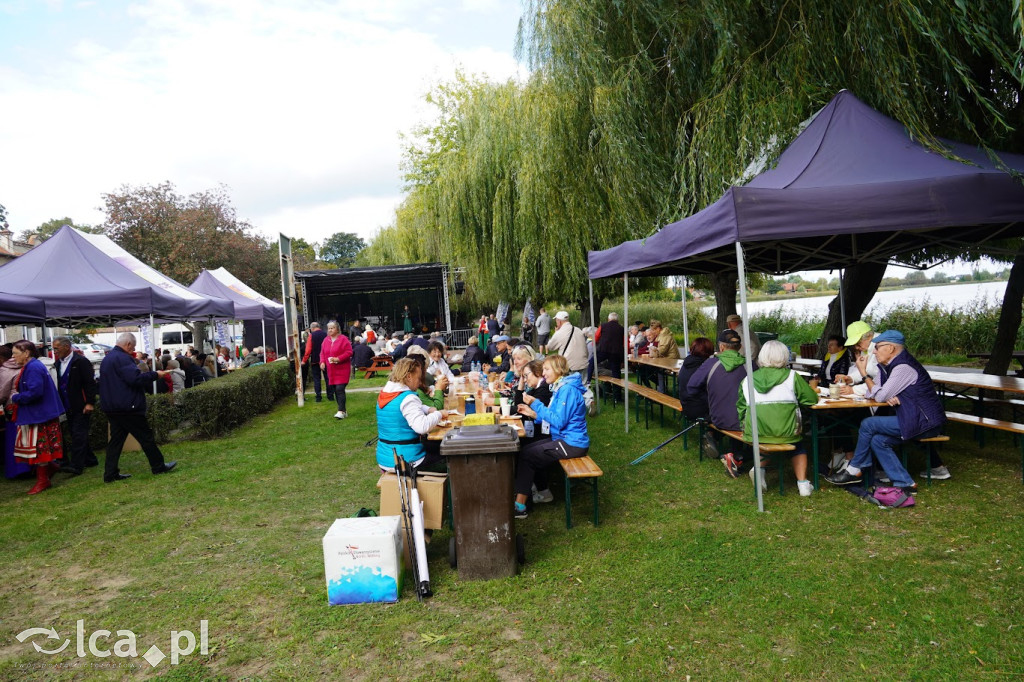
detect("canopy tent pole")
[150,314,158,394]
[681,276,690,357]
[589,278,599,408]
[262,320,267,359]
[623,273,629,433]
[736,242,765,513]
[274,324,279,357]
[838,269,847,330]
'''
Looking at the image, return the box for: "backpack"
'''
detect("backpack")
[872,486,915,508]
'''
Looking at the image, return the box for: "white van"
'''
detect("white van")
[158,324,195,357]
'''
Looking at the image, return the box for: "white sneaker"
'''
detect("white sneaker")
[920,465,951,480]
[532,488,554,504]
[797,480,813,497]
[829,450,846,470]
[334,411,345,419]
[749,467,767,492]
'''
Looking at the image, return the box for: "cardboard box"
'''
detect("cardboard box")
[377,471,447,530]
[322,516,404,605]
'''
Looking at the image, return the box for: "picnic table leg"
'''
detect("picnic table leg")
[811,412,820,489]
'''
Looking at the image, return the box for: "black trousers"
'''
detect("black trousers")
[104,413,167,480]
[64,410,98,469]
[311,364,331,400]
[515,437,589,496]
[595,351,623,379]
[332,383,348,412]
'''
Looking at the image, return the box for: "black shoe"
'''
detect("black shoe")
[104,473,132,483]
[315,397,322,402]
[153,461,177,475]
[59,465,83,476]
[825,470,863,486]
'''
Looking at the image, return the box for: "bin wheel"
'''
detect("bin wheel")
[449,537,457,568]
[516,533,526,565]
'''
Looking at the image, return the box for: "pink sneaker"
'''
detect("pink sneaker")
[722,452,740,478]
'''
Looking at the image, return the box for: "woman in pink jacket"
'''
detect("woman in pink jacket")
[320,320,353,419]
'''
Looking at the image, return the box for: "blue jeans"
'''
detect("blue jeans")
[850,416,914,488]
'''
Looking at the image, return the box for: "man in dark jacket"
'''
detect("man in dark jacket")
[826,329,945,492]
[98,333,177,483]
[595,312,625,379]
[303,322,330,402]
[461,337,485,370]
[686,329,749,475]
[53,337,98,475]
[351,337,375,372]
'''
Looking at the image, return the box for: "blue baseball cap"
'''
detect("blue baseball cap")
[872,329,906,346]
[493,335,510,343]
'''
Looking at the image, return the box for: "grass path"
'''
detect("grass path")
[1,391,1023,679]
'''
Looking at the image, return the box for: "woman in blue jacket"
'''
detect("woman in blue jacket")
[514,355,589,519]
[9,340,64,494]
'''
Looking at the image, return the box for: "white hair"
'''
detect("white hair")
[608,312,619,321]
[757,340,790,369]
[116,332,137,347]
[512,345,533,363]
[165,359,180,370]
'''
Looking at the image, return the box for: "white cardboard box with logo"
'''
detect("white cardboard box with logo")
[322,516,404,605]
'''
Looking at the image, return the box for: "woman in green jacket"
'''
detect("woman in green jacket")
[737,340,819,497]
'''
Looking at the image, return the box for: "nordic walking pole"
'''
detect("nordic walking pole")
[629,421,702,466]
[394,451,424,602]
[406,466,432,598]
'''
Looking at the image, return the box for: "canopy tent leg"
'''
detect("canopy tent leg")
[589,278,599,408]
[839,269,847,330]
[262,320,267,359]
[623,273,629,434]
[736,242,765,513]
[681,276,690,357]
[150,314,158,394]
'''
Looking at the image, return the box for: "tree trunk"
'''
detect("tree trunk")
[710,271,737,331]
[820,262,888,358]
[576,294,604,329]
[984,250,1024,376]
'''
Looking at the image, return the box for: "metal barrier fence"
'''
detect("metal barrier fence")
[442,328,477,349]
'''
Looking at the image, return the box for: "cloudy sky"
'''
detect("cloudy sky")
[0,0,525,246]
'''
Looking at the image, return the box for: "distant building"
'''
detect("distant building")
[781,282,799,293]
[0,229,38,266]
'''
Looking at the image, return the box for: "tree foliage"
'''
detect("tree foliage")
[19,217,102,243]
[101,182,280,298]
[363,0,1023,323]
[319,232,366,268]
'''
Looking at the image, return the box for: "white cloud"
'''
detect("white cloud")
[0,0,523,243]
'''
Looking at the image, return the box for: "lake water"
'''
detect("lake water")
[701,281,1010,320]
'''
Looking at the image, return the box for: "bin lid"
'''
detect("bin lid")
[440,424,520,455]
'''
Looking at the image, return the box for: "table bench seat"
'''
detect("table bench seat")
[559,456,603,529]
[946,411,1024,484]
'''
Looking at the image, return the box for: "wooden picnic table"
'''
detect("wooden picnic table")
[627,356,683,374]
[966,351,1024,375]
[427,374,526,440]
[807,395,888,490]
[361,355,394,379]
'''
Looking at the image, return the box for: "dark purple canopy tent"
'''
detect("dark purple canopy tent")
[587,91,1024,509]
[0,292,46,324]
[589,90,1024,278]
[0,226,235,326]
[189,268,285,351]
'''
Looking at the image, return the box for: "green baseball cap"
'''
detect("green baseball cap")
[844,320,872,346]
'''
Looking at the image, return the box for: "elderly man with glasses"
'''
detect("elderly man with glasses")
[825,330,946,493]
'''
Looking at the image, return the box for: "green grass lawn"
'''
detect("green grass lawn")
[2,390,1023,679]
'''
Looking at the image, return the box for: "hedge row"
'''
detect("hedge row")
[89,361,295,448]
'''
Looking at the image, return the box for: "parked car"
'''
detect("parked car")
[73,343,107,363]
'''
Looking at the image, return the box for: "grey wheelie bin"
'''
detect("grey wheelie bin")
[440,423,523,579]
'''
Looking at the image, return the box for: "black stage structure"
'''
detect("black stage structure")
[295,263,452,336]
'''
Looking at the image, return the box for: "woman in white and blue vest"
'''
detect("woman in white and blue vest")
[375,357,449,472]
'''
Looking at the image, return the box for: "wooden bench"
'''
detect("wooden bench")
[595,376,682,428]
[559,456,603,529]
[946,411,1024,484]
[361,356,394,379]
[902,435,950,486]
[709,425,798,494]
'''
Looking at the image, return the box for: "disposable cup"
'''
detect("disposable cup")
[501,403,512,417]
